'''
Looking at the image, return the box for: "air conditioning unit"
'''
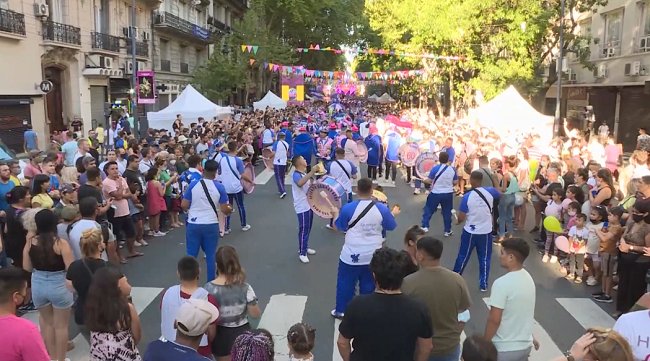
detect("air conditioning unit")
[624,62,641,76]
[86,55,113,69]
[639,36,650,53]
[124,61,134,74]
[34,3,49,17]
[596,63,608,78]
[123,26,140,40]
[607,47,616,58]
[142,32,150,41]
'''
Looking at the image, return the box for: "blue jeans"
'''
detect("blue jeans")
[453,229,493,290]
[429,344,461,361]
[226,191,247,229]
[297,210,314,256]
[422,192,454,232]
[335,260,375,314]
[273,164,286,194]
[498,193,516,237]
[186,223,220,282]
[330,192,353,227]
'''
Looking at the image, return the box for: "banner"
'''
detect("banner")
[281,73,304,104]
[137,71,155,104]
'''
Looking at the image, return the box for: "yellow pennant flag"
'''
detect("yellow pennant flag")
[241,45,246,52]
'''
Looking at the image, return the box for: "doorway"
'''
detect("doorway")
[44,66,65,131]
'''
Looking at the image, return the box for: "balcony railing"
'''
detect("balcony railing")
[180,62,189,74]
[161,59,171,72]
[232,0,248,9]
[599,40,621,58]
[91,32,120,52]
[0,8,26,36]
[154,11,214,42]
[42,21,81,46]
[127,41,149,57]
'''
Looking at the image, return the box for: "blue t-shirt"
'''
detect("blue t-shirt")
[24,130,38,150]
[79,170,107,184]
[144,340,211,361]
[0,180,15,211]
[441,146,456,164]
[62,141,78,166]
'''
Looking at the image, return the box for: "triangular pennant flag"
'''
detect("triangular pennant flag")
[315,44,320,50]
[325,47,331,50]
[273,64,280,71]
[241,45,246,52]
[264,62,269,69]
[247,45,252,52]
[268,63,273,70]
[252,46,259,54]
[297,48,303,52]
[309,44,314,49]
[249,59,255,65]
[304,49,309,53]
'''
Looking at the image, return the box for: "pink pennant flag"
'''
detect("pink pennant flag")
[247,45,253,52]
[335,50,341,54]
[315,44,320,50]
[273,64,279,71]
[297,48,303,52]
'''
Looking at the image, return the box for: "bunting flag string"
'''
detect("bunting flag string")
[239,44,465,61]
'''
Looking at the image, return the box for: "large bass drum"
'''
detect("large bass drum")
[262,149,274,170]
[415,151,439,179]
[306,175,346,218]
[241,161,255,194]
[398,143,421,167]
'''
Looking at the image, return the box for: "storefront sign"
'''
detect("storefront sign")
[137,71,155,104]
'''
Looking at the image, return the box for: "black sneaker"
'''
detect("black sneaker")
[594,294,613,303]
[19,301,36,312]
[591,291,605,297]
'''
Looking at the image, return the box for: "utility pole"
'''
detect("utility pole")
[130,0,139,139]
[554,0,566,137]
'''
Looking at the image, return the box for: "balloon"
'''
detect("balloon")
[543,216,563,233]
[554,236,570,253]
[562,198,573,210]
[515,194,524,206]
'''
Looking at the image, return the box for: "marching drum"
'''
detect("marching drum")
[262,149,274,170]
[398,143,420,167]
[241,162,255,194]
[356,141,368,163]
[307,175,346,218]
[415,151,439,179]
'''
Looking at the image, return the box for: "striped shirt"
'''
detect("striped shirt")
[527,146,543,162]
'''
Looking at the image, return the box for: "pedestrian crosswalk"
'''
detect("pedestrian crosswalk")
[22,291,616,361]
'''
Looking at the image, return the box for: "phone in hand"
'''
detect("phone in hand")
[602,222,609,232]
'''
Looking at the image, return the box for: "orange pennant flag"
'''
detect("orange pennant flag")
[249,59,255,65]
[309,44,314,50]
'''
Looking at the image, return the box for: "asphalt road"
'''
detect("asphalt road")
[22,163,617,361]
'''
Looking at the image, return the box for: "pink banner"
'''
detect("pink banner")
[137,71,155,104]
[385,114,413,129]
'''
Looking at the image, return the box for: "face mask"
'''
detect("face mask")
[170,160,176,165]
[568,211,576,216]
[590,218,599,223]
[632,214,645,223]
[541,162,548,167]
[120,154,128,159]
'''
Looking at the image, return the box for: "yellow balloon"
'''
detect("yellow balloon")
[543,216,563,233]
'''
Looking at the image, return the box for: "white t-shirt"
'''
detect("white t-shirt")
[334,200,397,265]
[489,269,536,352]
[613,310,650,361]
[632,165,650,180]
[217,154,244,194]
[459,187,500,234]
[428,164,458,194]
[291,171,311,214]
[568,226,589,254]
[183,179,228,224]
[327,159,357,193]
[139,158,154,175]
[272,140,289,165]
[544,200,563,219]
[359,122,369,138]
[262,129,275,144]
[68,219,112,261]
[585,222,603,254]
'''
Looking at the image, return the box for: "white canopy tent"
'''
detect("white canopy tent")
[367,94,379,102]
[147,85,232,130]
[253,91,287,110]
[376,93,395,103]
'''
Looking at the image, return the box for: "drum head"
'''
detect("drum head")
[307,176,345,218]
[356,141,368,163]
[415,152,439,179]
[241,163,255,194]
[399,143,420,167]
[262,149,274,170]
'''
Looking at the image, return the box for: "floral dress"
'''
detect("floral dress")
[90,329,141,361]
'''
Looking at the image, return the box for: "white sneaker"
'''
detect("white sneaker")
[372,180,378,184]
[326,224,334,230]
[242,225,251,231]
[139,240,149,246]
[587,277,598,286]
[550,255,558,263]
[134,241,142,247]
[307,248,316,255]
[437,205,442,209]
[444,231,454,237]
[422,227,429,232]
[410,182,415,188]
[414,188,421,195]
[391,180,396,185]
[425,190,430,195]
[542,254,549,263]
[154,231,166,237]
[224,229,231,235]
[280,192,287,199]
[299,255,310,263]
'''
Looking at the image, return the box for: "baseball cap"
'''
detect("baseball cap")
[29,149,43,159]
[176,299,220,337]
[329,123,337,130]
[352,125,359,132]
[281,122,289,126]
[299,126,306,131]
[159,136,170,143]
[60,205,79,222]
[60,184,76,194]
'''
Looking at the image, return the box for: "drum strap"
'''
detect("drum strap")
[348,200,376,229]
[471,188,492,213]
[433,165,449,183]
[222,155,240,180]
[199,180,220,218]
[334,160,350,179]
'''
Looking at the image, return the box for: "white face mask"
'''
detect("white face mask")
[568,211,576,216]
[170,160,176,165]
[588,171,593,177]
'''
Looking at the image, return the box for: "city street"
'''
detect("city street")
[22,164,616,361]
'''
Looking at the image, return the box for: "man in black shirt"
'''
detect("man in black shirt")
[77,167,112,222]
[337,248,433,361]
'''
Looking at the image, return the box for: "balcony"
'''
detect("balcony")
[0,8,26,38]
[42,21,81,47]
[231,0,249,10]
[91,32,120,53]
[210,17,231,33]
[599,40,621,59]
[160,59,171,72]
[180,62,189,74]
[153,11,216,44]
[127,41,149,58]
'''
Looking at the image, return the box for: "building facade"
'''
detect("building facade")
[0,0,245,152]
[547,0,650,151]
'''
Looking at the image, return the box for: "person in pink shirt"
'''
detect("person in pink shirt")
[604,136,621,181]
[23,149,44,184]
[0,266,50,361]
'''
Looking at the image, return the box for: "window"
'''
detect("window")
[180,44,187,63]
[644,2,650,35]
[604,11,623,45]
[47,0,64,23]
[160,39,169,60]
[196,49,203,67]
[0,0,9,10]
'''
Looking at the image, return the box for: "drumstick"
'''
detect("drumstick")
[451,209,458,222]
[319,191,337,212]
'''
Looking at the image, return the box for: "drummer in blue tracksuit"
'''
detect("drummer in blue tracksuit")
[279,122,293,157]
[327,122,339,140]
[325,148,357,229]
[293,126,316,172]
[364,126,383,183]
[383,128,401,184]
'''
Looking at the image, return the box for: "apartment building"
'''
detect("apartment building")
[547,0,650,151]
[152,0,247,110]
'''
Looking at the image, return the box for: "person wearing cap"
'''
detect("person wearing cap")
[316,128,334,166]
[56,205,80,241]
[53,184,78,218]
[23,149,43,183]
[364,126,383,183]
[327,122,339,140]
[145,298,219,361]
[268,132,290,198]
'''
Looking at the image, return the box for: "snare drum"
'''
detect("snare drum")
[415,151,439,179]
[262,149,274,170]
[399,143,420,167]
[356,141,368,163]
[307,175,346,218]
[241,162,255,194]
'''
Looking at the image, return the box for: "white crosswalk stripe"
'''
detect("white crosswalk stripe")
[258,294,308,361]
[556,298,616,329]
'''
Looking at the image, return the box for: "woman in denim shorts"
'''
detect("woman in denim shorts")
[23,209,75,361]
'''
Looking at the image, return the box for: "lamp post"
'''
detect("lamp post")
[130,0,139,139]
[554,0,566,137]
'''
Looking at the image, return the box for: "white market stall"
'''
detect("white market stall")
[376,93,395,103]
[367,94,379,102]
[253,91,287,110]
[146,85,232,130]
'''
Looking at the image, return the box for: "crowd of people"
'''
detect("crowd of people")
[0,98,649,361]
